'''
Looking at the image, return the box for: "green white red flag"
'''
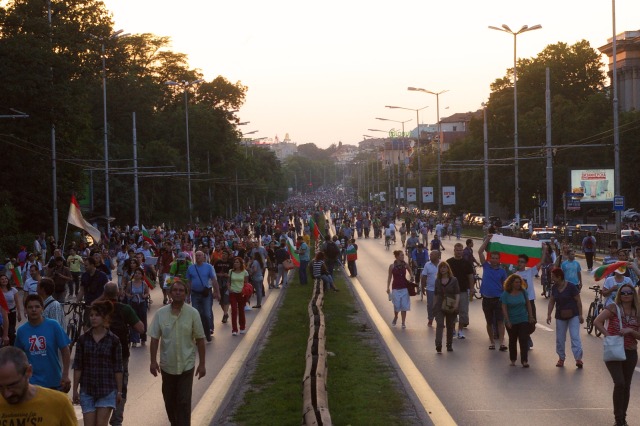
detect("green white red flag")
[285,236,300,267]
[8,264,22,288]
[593,261,628,281]
[141,225,157,247]
[487,235,542,267]
[67,195,101,243]
[309,217,321,239]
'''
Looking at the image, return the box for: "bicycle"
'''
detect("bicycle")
[413,266,425,301]
[540,264,553,299]
[64,302,87,350]
[471,266,482,300]
[585,285,604,336]
[385,236,391,250]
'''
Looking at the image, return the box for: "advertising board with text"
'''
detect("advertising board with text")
[422,187,434,203]
[442,186,456,205]
[406,188,417,202]
[570,169,615,203]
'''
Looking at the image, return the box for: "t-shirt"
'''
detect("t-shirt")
[446,257,473,292]
[582,236,596,252]
[80,270,109,305]
[229,270,248,293]
[15,319,71,389]
[67,254,83,273]
[603,276,633,306]
[501,290,529,324]
[298,242,310,262]
[515,268,538,301]
[0,385,77,426]
[561,260,581,285]
[480,262,507,298]
[552,283,580,319]
[421,261,438,292]
[3,287,19,310]
[186,263,216,293]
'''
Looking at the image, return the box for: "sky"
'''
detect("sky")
[103,0,639,148]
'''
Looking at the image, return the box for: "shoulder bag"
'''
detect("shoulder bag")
[194,264,212,297]
[603,304,627,362]
[440,280,457,314]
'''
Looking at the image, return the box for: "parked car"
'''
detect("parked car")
[531,228,557,244]
[622,208,640,222]
[575,224,601,233]
[620,230,640,249]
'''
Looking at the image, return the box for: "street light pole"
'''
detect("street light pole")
[408,88,448,217]
[611,0,621,237]
[376,117,412,205]
[165,79,204,224]
[489,23,542,225]
[386,105,429,208]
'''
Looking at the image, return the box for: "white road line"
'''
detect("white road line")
[349,276,456,426]
[535,323,554,332]
[468,408,608,412]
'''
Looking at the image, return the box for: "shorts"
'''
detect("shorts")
[79,390,116,413]
[482,297,504,324]
[391,288,411,312]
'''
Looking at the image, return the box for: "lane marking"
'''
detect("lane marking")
[191,282,286,425]
[535,323,554,332]
[349,276,456,426]
[468,408,608,412]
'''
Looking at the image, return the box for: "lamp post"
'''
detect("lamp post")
[408,87,448,217]
[611,0,621,236]
[165,78,205,224]
[488,23,542,225]
[96,29,129,233]
[385,105,429,208]
[369,128,394,208]
[376,117,412,205]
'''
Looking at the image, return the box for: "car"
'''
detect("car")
[622,208,640,222]
[575,224,600,233]
[531,228,557,244]
[620,230,640,249]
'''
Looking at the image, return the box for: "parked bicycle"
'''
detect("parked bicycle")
[585,285,604,336]
[64,302,87,350]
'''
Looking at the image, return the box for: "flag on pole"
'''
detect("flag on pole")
[8,264,22,288]
[67,195,101,244]
[593,261,628,281]
[143,275,155,290]
[141,225,157,248]
[285,236,300,267]
[487,235,542,267]
[309,217,321,240]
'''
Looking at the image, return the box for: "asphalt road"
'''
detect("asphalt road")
[351,230,639,426]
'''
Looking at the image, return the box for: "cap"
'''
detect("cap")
[178,252,187,260]
[614,266,627,275]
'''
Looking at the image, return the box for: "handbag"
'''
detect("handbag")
[603,304,627,362]
[441,296,457,314]
[406,281,418,297]
[242,282,254,298]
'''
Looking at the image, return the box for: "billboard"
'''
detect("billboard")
[422,187,434,203]
[395,187,405,199]
[443,186,456,205]
[570,169,615,203]
[406,188,417,202]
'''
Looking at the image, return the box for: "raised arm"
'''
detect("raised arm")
[478,235,492,264]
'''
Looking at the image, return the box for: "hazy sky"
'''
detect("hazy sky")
[103,0,638,148]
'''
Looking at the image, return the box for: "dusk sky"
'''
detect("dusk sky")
[103,0,639,148]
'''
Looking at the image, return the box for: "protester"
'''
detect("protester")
[420,250,440,327]
[186,251,219,341]
[37,277,65,328]
[593,282,640,426]
[501,275,534,367]
[478,235,508,351]
[346,238,358,277]
[433,262,460,353]
[0,274,21,345]
[249,251,265,308]
[228,257,250,336]
[386,250,413,329]
[149,279,206,426]
[124,268,150,347]
[0,346,77,424]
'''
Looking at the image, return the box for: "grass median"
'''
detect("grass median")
[231,269,414,425]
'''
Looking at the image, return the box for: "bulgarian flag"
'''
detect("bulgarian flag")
[0,291,7,312]
[141,225,157,248]
[309,217,321,240]
[67,195,101,244]
[285,236,301,267]
[593,261,628,281]
[8,264,22,288]
[143,275,155,290]
[487,235,542,267]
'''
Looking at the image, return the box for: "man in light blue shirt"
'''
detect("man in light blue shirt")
[296,236,310,285]
[186,251,219,342]
[560,249,582,290]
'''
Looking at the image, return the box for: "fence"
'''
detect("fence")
[498,227,619,255]
[302,277,332,425]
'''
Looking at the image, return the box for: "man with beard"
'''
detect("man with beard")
[0,346,76,424]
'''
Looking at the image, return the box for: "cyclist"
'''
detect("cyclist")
[384,225,394,247]
[405,231,419,258]
[399,223,407,248]
[430,234,445,252]
[410,243,428,285]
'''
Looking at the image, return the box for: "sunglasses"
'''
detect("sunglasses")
[620,291,634,296]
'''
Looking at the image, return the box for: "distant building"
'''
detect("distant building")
[599,30,640,112]
[269,141,298,162]
[330,144,359,164]
[408,111,481,152]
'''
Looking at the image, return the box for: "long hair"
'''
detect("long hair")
[503,274,527,292]
[614,283,640,313]
[436,262,453,280]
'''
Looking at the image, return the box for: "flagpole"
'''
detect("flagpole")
[62,211,70,253]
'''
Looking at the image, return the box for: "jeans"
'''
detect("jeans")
[109,357,129,426]
[251,277,264,306]
[276,264,288,287]
[229,292,246,333]
[70,271,81,295]
[191,291,213,335]
[161,368,194,426]
[555,316,583,360]
[347,260,357,277]
[435,310,456,346]
[605,350,638,425]
[129,301,147,343]
[426,290,435,321]
[299,260,309,285]
[318,274,335,291]
[506,322,530,363]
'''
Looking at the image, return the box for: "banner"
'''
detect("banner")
[406,188,417,202]
[422,187,434,203]
[395,187,405,199]
[442,186,456,205]
[570,169,614,203]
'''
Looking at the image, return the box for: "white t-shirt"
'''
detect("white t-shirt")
[516,268,538,301]
[603,275,633,306]
[421,261,439,292]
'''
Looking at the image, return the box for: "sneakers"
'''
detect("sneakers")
[244,306,252,311]
[232,331,238,336]
[222,313,228,323]
[392,318,397,326]
[436,345,442,353]
[457,331,465,339]
[240,329,246,334]
[576,360,583,369]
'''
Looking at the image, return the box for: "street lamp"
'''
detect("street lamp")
[165,78,205,223]
[369,128,393,208]
[408,87,448,217]
[386,105,429,208]
[488,23,542,225]
[96,29,129,233]
[376,117,412,204]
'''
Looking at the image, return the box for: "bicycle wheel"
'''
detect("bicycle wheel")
[66,320,77,344]
[594,305,603,337]
[473,277,483,299]
[586,303,595,334]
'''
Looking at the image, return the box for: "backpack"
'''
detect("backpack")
[326,242,340,260]
[585,237,594,250]
[109,303,131,358]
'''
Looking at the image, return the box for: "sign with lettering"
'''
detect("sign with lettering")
[442,186,456,205]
